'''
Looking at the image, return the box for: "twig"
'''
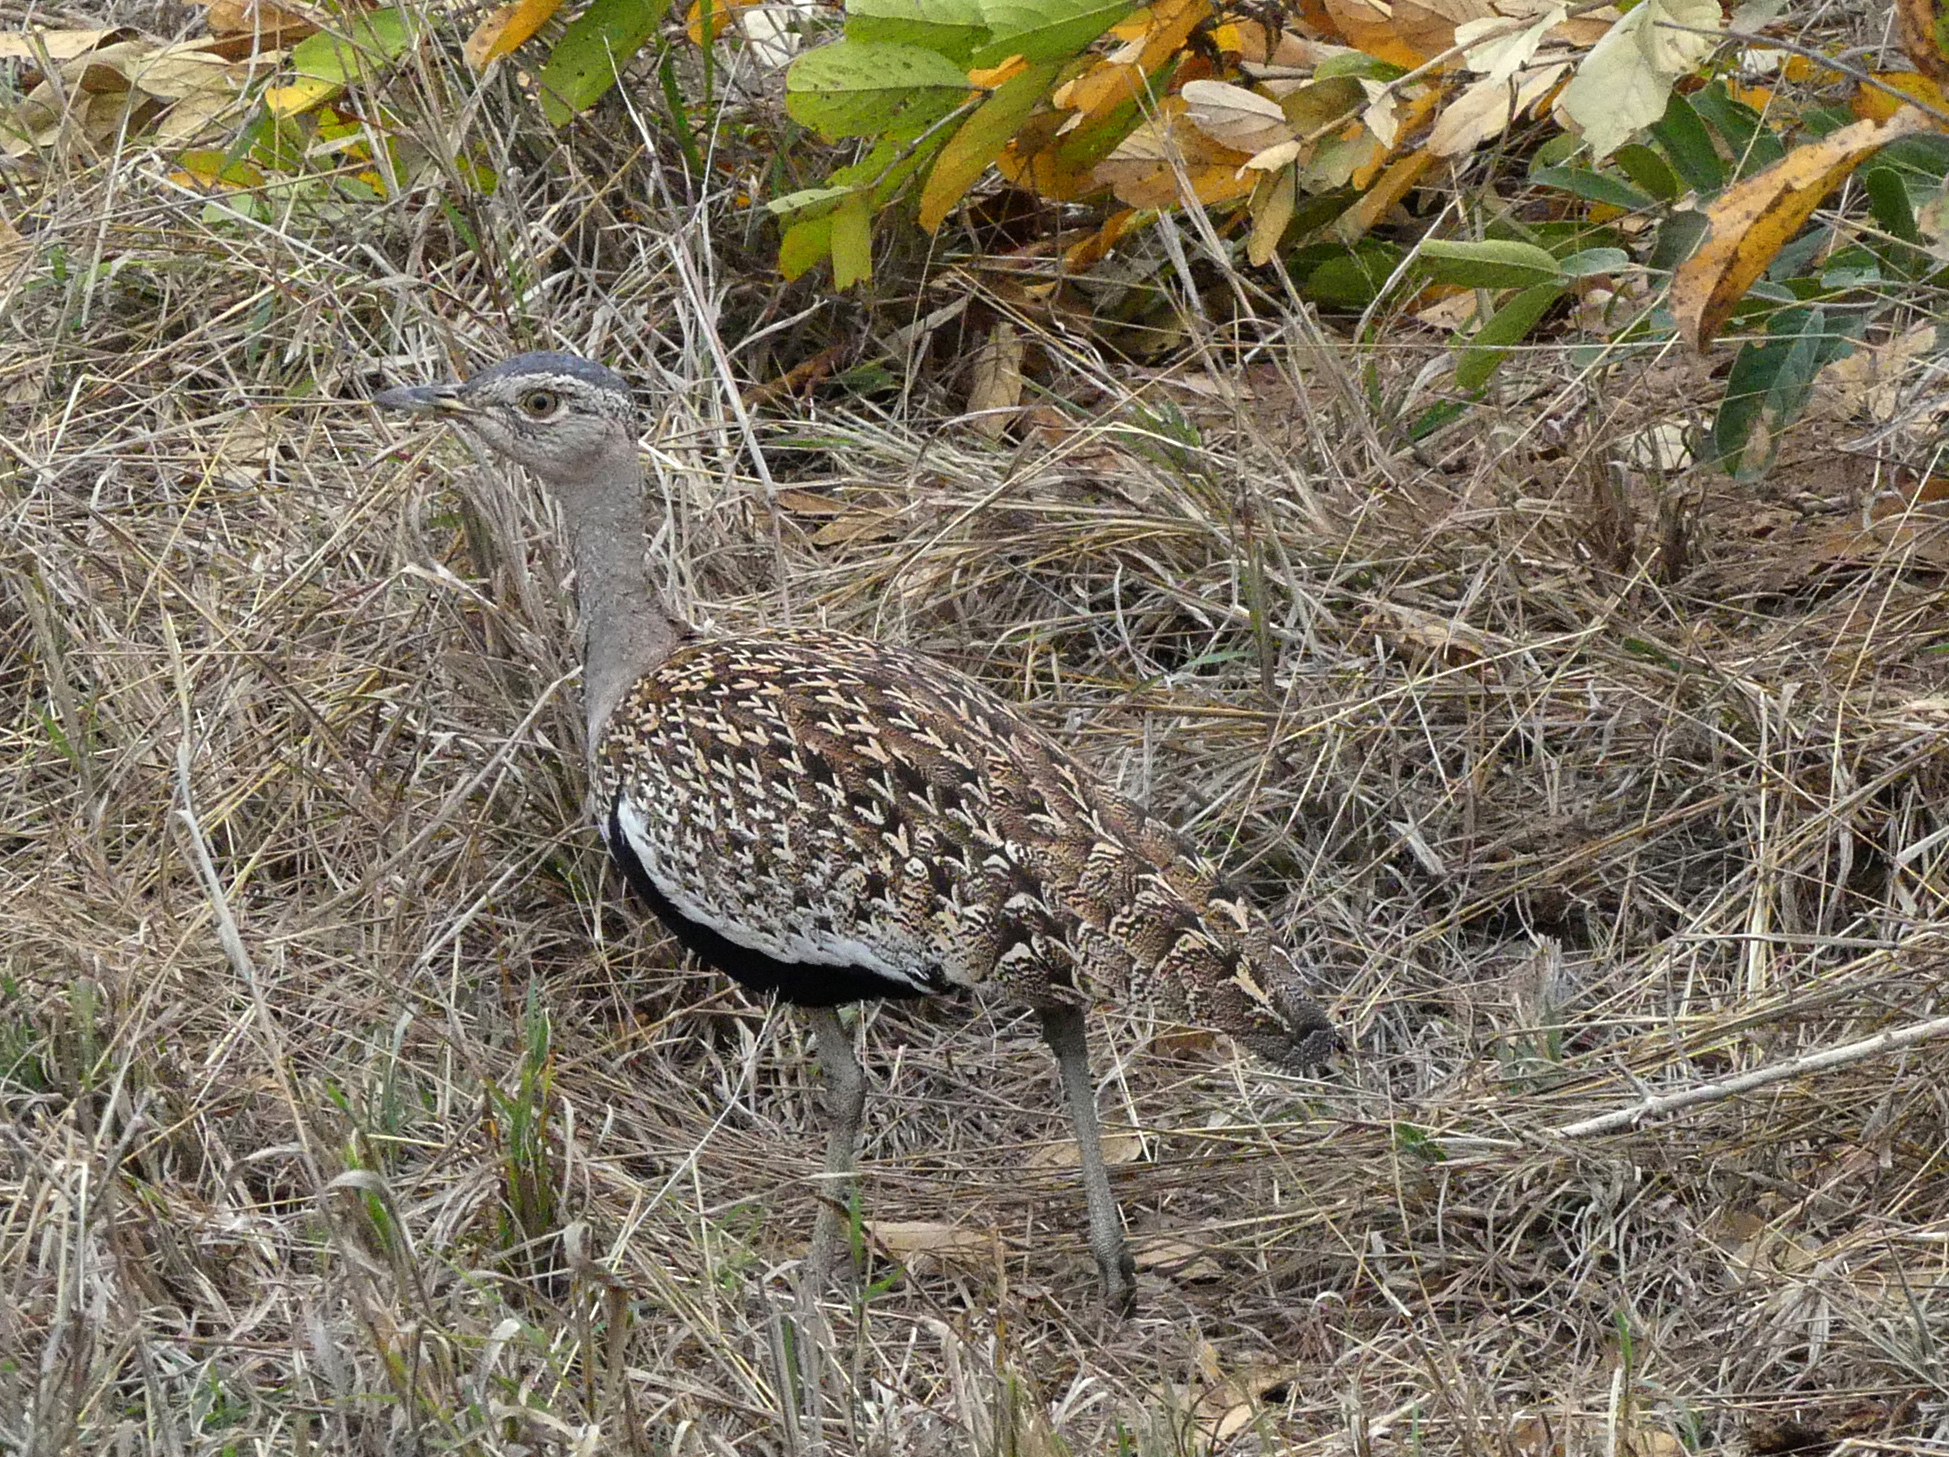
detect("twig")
[173,738,324,1189]
[1551,1013,1949,1138]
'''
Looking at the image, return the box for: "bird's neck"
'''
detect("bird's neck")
[553,444,681,750]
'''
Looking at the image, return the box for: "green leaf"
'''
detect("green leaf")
[1706,305,1862,479]
[1861,165,1923,244]
[1391,1122,1448,1162]
[1298,246,1399,307]
[1531,132,1583,168]
[830,194,873,287]
[1408,398,1472,440]
[1315,51,1405,80]
[918,59,1057,229]
[1612,143,1680,202]
[1690,81,1784,178]
[1559,247,1631,277]
[1878,133,1949,181]
[288,8,416,85]
[1417,239,1563,289]
[779,215,834,280]
[1455,282,1565,391]
[971,0,1135,66]
[1647,91,1724,195]
[1531,165,1659,213]
[785,39,971,140]
[848,0,990,66]
[537,0,672,123]
[1647,207,1708,272]
[767,184,856,219]
[826,133,943,204]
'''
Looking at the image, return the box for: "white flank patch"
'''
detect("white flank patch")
[612,798,932,991]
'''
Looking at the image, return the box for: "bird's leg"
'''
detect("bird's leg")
[803,1004,865,1290]
[1036,1003,1136,1311]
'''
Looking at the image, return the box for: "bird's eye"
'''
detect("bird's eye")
[519,388,560,417]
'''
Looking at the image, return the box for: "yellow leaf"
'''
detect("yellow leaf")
[1672,107,1938,351]
[686,0,757,44]
[1053,59,1146,126]
[918,60,1057,230]
[262,73,338,116]
[1247,165,1296,264]
[829,193,872,288]
[465,0,564,68]
[1210,19,1270,61]
[1132,0,1213,66]
[1783,52,1846,84]
[967,55,1027,86]
[1852,69,1949,121]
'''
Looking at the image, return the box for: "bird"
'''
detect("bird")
[372,350,1337,1309]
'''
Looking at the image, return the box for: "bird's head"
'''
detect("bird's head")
[374,351,638,487]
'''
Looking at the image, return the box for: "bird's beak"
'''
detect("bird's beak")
[372,382,470,417]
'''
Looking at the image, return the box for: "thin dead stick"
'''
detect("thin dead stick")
[173,739,324,1189]
[1552,1013,1949,1138]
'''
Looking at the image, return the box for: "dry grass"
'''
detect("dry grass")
[3,27,1948,1457]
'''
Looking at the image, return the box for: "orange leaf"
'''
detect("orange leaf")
[1054,0,1210,128]
[464,0,564,68]
[968,55,1028,86]
[1320,0,1428,65]
[202,0,316,45]
[1336,145,1437,240]
[1393,0,1493,58]
[1672,107,1938,352]
[1064,206,1143,269]
[687,0,760,44]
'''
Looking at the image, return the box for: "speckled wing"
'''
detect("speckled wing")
[596,629,1333,1066]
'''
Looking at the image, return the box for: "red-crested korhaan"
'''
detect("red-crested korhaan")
[375,351,1337,1309]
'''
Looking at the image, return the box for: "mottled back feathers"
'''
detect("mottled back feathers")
[597,628,1334,1069]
